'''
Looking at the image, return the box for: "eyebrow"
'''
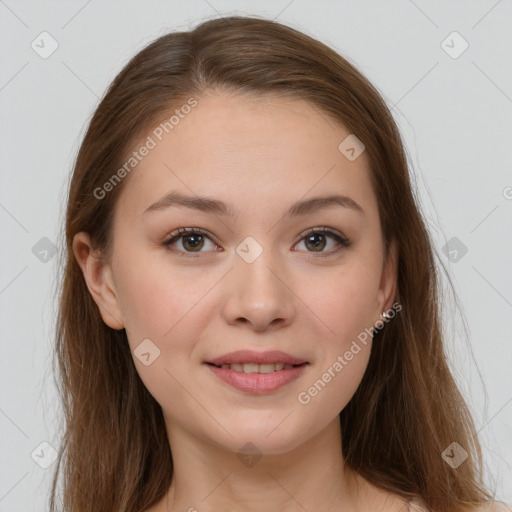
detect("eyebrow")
[143,191,364,218]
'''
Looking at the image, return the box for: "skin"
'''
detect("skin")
[73,90,408,511]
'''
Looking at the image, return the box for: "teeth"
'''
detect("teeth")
[243,363,259,374]
[259,364,277,374]
[217,362,297,373]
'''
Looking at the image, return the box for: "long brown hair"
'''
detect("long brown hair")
[50,14,494,511]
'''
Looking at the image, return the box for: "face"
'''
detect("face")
[76,91,396,455]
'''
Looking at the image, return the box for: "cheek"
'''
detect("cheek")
[116,261,213,409]
[305,346,372,422]
[300,261,381,345]
[294,259,378,410]
[114,251,204,348]
[121,279,176,342]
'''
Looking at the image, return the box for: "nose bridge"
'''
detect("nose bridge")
[222,235,295,330]
[236,236,285,302]
[238,245,280,295]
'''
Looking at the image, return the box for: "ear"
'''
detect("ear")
[72,232,125,330]
[375,239,398,318]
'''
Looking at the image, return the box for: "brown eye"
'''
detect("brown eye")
[180,233,204,252]
[163,228,217,255]
[294,228,351,255]
[304,233,327,252]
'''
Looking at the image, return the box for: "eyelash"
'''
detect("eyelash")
[162,227,351,258]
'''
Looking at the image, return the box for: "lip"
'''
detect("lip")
[205,363,308,394]
[205,349,308,366]
[204,350,309,394]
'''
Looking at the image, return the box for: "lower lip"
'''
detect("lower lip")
[204,363,308,394]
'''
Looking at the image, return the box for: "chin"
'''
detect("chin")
[206,419,314,457]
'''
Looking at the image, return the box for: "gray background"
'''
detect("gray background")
[0,1,511,510]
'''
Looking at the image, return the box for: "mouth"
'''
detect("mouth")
[205,362,308,373]
[203,350,310,394]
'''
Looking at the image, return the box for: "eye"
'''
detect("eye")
[162,227,219,257]
[293,227,351,256]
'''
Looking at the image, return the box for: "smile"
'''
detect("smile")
[209,362,303,373]
[204,362,309,394]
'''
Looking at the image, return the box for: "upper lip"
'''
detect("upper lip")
[205,350,308,366]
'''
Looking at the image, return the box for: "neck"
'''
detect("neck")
[164,416,364,512]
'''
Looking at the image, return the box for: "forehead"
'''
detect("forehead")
[114,91,376,223]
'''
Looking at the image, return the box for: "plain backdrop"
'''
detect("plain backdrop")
[0,1,511,510]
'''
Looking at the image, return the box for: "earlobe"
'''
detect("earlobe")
[72,232,125,330]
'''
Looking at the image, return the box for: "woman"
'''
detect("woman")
[50,15,505,512]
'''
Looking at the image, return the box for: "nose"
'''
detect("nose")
[221,248,296,333]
